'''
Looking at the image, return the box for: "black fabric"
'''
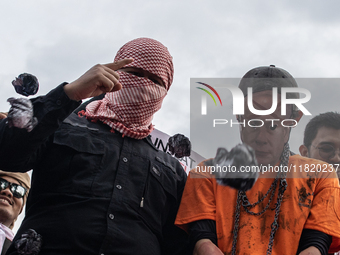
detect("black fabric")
[296,228,332,255]
[72,93,105,113]
[2,238,11,255]
[189,219,217,252]
[0,84,189,255]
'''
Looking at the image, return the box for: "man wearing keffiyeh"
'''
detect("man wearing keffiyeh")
[0,38,189,255]
[82,37,173,139]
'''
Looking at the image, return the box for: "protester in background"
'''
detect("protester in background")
[299,112,340,172]
[299,112,340,255]
[0,171,30,255]
[175,65,340,255]
[0,38,189,255]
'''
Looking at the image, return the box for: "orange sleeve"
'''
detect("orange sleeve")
[175,160,216,233]
[303,176,340,253]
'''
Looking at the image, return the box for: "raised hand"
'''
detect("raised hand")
[64,58,133,101]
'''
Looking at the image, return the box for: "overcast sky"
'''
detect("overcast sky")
[1,0,340,232]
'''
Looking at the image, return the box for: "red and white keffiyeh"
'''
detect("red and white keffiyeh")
[84,38,174,139]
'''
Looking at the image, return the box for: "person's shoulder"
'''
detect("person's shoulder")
[289,154,338,179]
[187,158,214,178]
[143,135,181,163]
[290,154,332,168]
[290,154,325,164]
[142,136,186,177]
[155,149,184,173]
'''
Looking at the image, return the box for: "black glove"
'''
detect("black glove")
[7,97,38,132]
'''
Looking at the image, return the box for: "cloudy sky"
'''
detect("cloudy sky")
[1,0,340,232]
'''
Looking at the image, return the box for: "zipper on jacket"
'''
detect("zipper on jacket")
[140,167,150,208]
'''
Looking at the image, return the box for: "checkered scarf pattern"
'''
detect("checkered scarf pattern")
[84,38,174,139]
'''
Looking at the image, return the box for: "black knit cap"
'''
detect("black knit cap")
[239,65,299,99]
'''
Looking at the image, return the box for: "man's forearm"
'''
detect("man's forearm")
[0,84,80,171]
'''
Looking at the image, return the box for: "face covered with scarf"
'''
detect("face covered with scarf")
[85,38,174,139]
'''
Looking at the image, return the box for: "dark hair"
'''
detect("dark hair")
[303,112,340,148]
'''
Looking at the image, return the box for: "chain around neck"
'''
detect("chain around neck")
[231,143,290,255]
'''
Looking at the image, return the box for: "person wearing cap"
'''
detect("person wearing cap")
[0,171,30,255]
[175,65,340,255]
[0,38,189,255]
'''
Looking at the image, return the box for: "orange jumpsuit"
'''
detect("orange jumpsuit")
[175,155,340,254]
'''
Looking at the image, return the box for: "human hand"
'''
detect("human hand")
[298,246,321,255]
[193,239,224,255]
[7,98,37,132]
[0,112,8,120]
[64,58,133,101]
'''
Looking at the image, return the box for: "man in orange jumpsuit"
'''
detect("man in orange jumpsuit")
[175,65,340,255]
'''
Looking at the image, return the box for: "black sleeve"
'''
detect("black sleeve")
[73,93,105,113]
[296,228,332,255]
[0,83,81,171]
[161,165,191,255]
[189,219,217,251]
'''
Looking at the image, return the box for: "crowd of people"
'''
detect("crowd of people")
[0,38,339,255]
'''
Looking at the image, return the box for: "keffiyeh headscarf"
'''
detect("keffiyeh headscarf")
[84,38,174,139]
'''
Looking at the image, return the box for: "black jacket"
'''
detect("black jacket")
[2,238,11,255]
[0,84,189,255]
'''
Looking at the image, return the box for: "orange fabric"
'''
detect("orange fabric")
[175,155,340,254]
